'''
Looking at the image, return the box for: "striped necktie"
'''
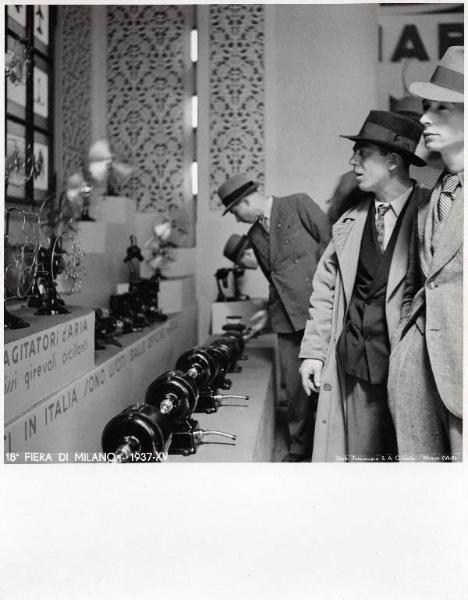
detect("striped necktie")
[438,174,460,222]
[376,203,391,252]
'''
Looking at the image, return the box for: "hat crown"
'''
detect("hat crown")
[217,173,259,215]
[409,45,464,102]
[439,45,464,75]
[340,109,426,166]
[218,173,252,202]
[359,110,423,144]
[223,233,249,264]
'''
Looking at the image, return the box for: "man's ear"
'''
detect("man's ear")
[387,152,400,170]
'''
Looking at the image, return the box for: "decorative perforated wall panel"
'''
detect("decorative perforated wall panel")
[209,5,265,210]
[107,5,195,247]
[59,6,92,180]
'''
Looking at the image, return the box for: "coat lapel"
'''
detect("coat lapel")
[419,180,440,276]
[429,181,464,277]
[268,196,286,264]
[334,199,370,305]
[386,187,419,301]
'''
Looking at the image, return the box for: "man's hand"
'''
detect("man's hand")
[299,359,323,395]
[244,309,269,340]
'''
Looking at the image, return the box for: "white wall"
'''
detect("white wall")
[264,4,379,204]
[196,4,379,342]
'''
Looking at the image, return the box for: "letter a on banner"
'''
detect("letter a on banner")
[392,24,429,62]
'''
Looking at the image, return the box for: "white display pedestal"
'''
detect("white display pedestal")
[159,275,196,313]
[89,195,135,224]
[70,220,136,309]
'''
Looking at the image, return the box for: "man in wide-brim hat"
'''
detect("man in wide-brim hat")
[218,174,331,461]
[388,46,464,462]
[298,109,431,462]
[326,96,429,225]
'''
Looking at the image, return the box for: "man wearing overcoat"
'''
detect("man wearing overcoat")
[299,111,430,462]
[218,174,330,461]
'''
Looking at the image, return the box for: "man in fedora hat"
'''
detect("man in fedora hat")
[223,233,258,271]
[388,46,464,461]
[298,110,431,462]
[216,234,258,302]
[326,95,427,225]
[218,174,330,461]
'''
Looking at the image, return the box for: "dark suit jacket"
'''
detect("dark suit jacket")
[248,193,331,333]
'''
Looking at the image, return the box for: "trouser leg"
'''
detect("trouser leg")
[387,324,461,461]
[448,413,463,460]
[345,375,397,460]
[278,331,317,456]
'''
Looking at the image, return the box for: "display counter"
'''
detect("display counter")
[4,305,278,463]
[4,305,198,459]
[169,335,278,463]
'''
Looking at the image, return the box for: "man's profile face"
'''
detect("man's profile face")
[238,248,258,270]
[230,196,257,223]
[420,100,464,154]
[349,143,390,193]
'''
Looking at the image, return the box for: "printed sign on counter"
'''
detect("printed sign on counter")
[4,308,95,423]
[4,306,198,459]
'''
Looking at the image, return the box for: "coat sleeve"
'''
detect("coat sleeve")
[299,237,339,362]
[399,187,429,327]
[296,194,332,255]
[399,217,420,324]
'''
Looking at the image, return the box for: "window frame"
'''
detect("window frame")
[5,5,56,207]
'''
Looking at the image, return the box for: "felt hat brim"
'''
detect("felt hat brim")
[340,135,427,167]
[409,81,464,103]
[223,234,250,264]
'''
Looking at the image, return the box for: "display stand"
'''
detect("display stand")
[4,310,279,462]
[4,192,211,462]
[4,306,95,423]
[69,221,136,309]
[169,335,277,463]
[4,306,198,459]
[159,275,196,314]
[4,231,277,462]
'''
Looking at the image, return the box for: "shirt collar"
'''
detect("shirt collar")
[374,183,413,218]
[445,170,464,186]
[263,195,273,220]
[256,196,273,231]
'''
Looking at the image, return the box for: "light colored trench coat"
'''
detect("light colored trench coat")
[299,184,429,462]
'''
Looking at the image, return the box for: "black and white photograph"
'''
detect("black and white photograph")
[1,2,466,599]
